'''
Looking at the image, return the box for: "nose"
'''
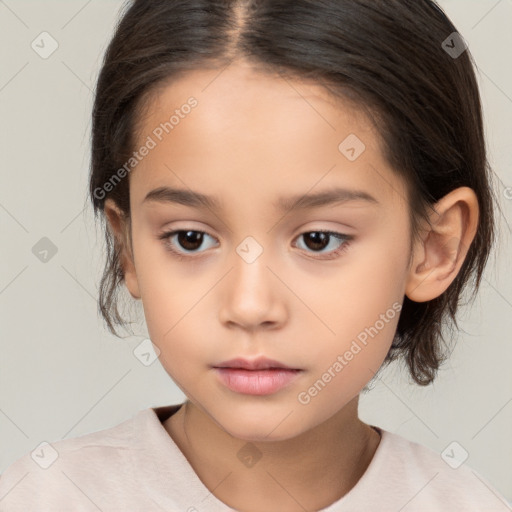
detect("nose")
[218,249,287,332]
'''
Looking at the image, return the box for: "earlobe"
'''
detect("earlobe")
[405,187,479,303]
[103,198,141,300]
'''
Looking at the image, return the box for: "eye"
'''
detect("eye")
[157,228,353,261]
[293,230,353,260]
[158,229,218,258]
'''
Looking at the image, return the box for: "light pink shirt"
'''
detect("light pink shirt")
[1,404,510,511]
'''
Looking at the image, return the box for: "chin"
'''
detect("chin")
[216,415,305,443]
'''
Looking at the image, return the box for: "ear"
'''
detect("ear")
[103,198,141,300]
[405,186,479,303]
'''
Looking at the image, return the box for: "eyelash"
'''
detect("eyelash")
[157,229,353,261]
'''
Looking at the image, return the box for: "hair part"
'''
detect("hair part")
[88,0,497,386]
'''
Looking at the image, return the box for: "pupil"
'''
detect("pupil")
[305,232,329,251]
[178,231,202,250]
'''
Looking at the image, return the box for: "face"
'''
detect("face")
[118,62,413,441]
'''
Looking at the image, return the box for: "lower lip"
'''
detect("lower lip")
[214,368,302,395]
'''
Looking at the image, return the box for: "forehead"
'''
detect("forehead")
[129,62,406,211]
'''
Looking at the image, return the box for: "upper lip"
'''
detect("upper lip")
[212,357,300,371]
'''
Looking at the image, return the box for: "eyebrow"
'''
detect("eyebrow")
[142,186,379,212]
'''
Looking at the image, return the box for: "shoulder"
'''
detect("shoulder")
[0,408,153,511]
[363,427,511,512]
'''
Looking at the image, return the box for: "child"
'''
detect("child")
[1,0,510,510]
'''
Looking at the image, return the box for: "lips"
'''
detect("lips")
[212,356,303,395]
[212,356,300,371]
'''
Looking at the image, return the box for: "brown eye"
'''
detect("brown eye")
[294,230,352,258]
[158,229,218,256]
[302,232,331,251]
[175,231,204,251]
[158,228,352,261]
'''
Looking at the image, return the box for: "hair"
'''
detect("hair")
[88,0,497,386]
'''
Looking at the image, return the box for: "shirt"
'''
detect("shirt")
[0,403,510,511]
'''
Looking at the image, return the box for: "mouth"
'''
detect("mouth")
[212,356,301,371]
[212,357,303,395]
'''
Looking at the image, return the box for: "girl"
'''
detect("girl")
[1,0,510,510]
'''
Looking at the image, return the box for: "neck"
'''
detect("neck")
[164,397,381,511]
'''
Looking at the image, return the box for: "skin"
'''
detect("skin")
[104,60,479,511]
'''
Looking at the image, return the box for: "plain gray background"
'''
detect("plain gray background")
[1,0,511,505]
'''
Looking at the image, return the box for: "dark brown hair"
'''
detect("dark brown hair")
[88,0,497,386]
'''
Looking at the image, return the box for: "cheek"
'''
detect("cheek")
[131,233,220,378]
[289,229,407,393]
[130,233,189,343]
[292,232,407,338]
